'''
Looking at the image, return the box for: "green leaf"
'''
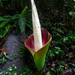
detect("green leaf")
[51,68,56,72]
[11,14,19,20]
[60,68,65,73]
[55,47,61,50]
[72,64,75,67]
[46,71,51,75]
[56,29,64,34]
[2,25,11,38]
[0,20,9,28]
[21,6,28,15]
[0,17,7,21]
[0,1,3,8]
[14,20,20,34]
[19,6,28,17]
[18,17,26,33]
[55,51,59,54]
[74,5,75,9]
[4,15,10,18]
[68,30,73,36]
[71,45,75,49]
[26,23,32,30]
[56,34,62,38]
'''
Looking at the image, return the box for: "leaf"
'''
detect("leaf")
[0,1,3,8]
[0,48,8,54]
[26,23,32,30]
[18,17,26,33]
[71,45,75,49]
[56,29,64,34]
[0,25,11,38]
[21,6,28,15]
[55,51,59,54]
[55,47,61,50]
[71,64,75,67]
[4,15,10,18]
[19,6,28,18]
[0,20,9,28]
[5,56,13,60]
[11,14,19,20]
[0,17,7,21]
[46,71,51,75]
[51,68,56,72]
[68,30,73,36]
[74,5,75,9]
[60,68,65,73]
[56,34,62,38]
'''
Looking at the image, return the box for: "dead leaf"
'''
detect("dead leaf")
[0,48,8,54]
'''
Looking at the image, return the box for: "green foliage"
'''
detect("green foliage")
[46,71,51,75]
[0,0,29,15]
[45,22,75,74]
[0,65,17,75]
[19,66,34,75]
[0,15,11,38]
[38,0,75,30]
[0,0,3,8]
[14,7,32,34]
[0,52,13,65]
[18,17,26,33]
[0,6,32,38]
[0,25,11,39]
[18,47,26,58]
[20,6,28,17]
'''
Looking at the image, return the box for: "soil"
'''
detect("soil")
[0,31,26,74]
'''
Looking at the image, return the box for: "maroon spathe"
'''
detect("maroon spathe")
[25,28,50,51]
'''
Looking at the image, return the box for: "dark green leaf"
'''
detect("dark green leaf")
[18,17,26,33]
[55,47,61,50]
[0,20,9,28]
[46,71,50,75]
[21,6,28,15]
[0,25,11,38]
[60,68,65,73]
[56,29,64,34]
[0,17,7,21]
[0,1,3,8]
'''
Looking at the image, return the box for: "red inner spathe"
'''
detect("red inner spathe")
[25,28,51,51]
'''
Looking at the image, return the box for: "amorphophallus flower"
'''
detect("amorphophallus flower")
[24,0,52,71]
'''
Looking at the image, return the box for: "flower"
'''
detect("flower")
[24,0,52,71]
[25,28,52,70]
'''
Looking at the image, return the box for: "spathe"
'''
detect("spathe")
[25,28,52,70]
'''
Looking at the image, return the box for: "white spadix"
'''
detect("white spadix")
[31,0,42,52]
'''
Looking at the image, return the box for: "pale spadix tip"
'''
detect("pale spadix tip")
[31,0,42,52]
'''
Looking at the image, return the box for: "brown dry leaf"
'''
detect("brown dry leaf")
[0,48,8,54]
